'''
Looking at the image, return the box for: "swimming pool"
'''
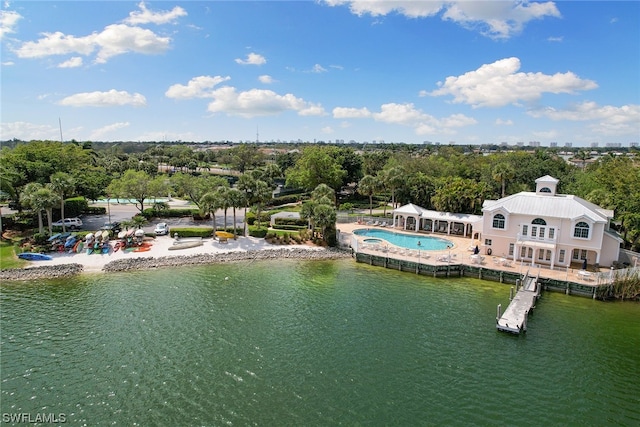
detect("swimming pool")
[354,228,453,250]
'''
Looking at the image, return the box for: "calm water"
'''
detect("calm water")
[1,259,639,426]
[354,228,453,250]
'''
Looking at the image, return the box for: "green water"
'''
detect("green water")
[1,259,639,426]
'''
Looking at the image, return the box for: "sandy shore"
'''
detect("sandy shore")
[1,235,351,281]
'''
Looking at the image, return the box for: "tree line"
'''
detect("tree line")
[1,140,638,250]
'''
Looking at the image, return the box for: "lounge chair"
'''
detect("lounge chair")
[372,221,380,226]
[380,221,387,227]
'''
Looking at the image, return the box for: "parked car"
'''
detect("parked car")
[154,222,169,236]
[52,217,83,230]
[100,221,121,234]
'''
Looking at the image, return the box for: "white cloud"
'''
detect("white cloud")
[89,122,130,140]
[324,0,444,18]
[333,107,372,118]
[258,75,275,84]
[93,24,171,63]
[311,64,327,73]
[58,56,83,68]
[235,52,266,65]
[59,89,147,107]
[13,2,176,64]
[206,87,325,118]
[0,121,59,141]
[0,9,21,39]
[335,102,477,136]
[429,57,598,108]
[165,75,231,99]
[123,1,187,25]
[495,118,514,126]
[528,101,640,136]
[321,126,334,134]
[323,1,561,39]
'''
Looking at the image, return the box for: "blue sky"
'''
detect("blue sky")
[1,1,638,146]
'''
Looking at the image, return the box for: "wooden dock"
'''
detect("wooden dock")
[496,273,540,334]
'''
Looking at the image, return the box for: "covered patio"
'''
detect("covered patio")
[393,204,482,239]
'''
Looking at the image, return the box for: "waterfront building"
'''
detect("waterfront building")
[391,175,622,268]
[481,175,622,268]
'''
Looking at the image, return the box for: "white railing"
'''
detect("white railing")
[516,233,557,244]
[594,266,640,286]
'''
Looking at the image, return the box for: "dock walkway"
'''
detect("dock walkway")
[496,273,540,334]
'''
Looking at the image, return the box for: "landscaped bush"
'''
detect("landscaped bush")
[245,211,271,226]
[272,224,307,231]
[266,193,305,207]
[83,206,107,215]
[63,197,89,218]
[248,225,268,238]
[169,227,213,238]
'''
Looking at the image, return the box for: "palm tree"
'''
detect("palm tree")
[217,186,232,232]
[21,183,45,233]
[491,163,515,198]
[252,180,272,228]
[311,183,336,206]
[200,191,223,237]
[358,175,378,216]
[237,173,257,234]
[227,188,245,239]
[49,172,76,232]
[300,200,318,237]
[314,203,337,244]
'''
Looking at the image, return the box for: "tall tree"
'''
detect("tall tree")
[227,187,245,238]
[200,191,223,236]
[106,170,154,213]
[285,146,346,191]
[49,172,76,232]
[358,175,378,216]
[492,162,515,198]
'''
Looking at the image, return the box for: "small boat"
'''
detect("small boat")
[18,252,53,261]
[173,237,203,244]
[85,232,94,242]
[169,240,203,250]
[47,233,62,242]
[113,241,122,252]
[75,241,84,253]
[64,236,77,249]
[126,228,135,237]
[101,230,110,241]
[101,244,111,254]
[215,231,234,239]
[72,240,81,252]
[117,230,126,239]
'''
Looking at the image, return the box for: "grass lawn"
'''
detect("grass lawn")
[0,239,27,269]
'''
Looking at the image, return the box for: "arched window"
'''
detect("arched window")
[574,221,590,239]
[492,213,506,229]
[539,187,552,193]
[532,218,547,225]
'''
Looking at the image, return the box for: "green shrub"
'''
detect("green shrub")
[248,226,268,238]
[83,206,107,215]
[266,193,304,207]
[272,224,307,231]
[245,211,270,226]
[169,227,213,238]
[63,197,89,218]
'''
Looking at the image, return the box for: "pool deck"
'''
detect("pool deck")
[338,223,604,286]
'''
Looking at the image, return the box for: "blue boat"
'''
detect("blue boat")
[18,252,53,261]
[47,233,62,242]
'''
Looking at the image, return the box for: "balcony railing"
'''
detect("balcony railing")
[516,233,557,243]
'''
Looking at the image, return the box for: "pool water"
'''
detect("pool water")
[354,228,452,250]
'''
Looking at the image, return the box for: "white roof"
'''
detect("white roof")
[483,192,613,223]
[393,203,425,215]
[270,211,300,219]
[420,210,483,224]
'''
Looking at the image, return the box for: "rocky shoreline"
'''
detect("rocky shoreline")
[1,248,352,281]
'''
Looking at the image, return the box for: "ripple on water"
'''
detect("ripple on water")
[1,260,638,425]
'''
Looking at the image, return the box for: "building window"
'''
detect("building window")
[559,249,565,263]
[538,250,544,260]
[531,226,537,237]
[532,218,547,225]
[539,187,551,193]
[545,250,551,261]
[492,214,506,229]
[528,248,533,258]
[574,222,590,239]
[539,228,545,238]
[522,225,528,236]
[484,239,492,246]
[549,228,555,239]
[508,243,514,256]
[572,249,588,260]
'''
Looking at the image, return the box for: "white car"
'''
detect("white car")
[52,217,83,230]
[154,222,169,236]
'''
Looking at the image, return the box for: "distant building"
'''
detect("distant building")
[590,142,599,148]
[605,142,622,148]
[629,142,638,148]
[550,142,558,147]
[564,142,573,148]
